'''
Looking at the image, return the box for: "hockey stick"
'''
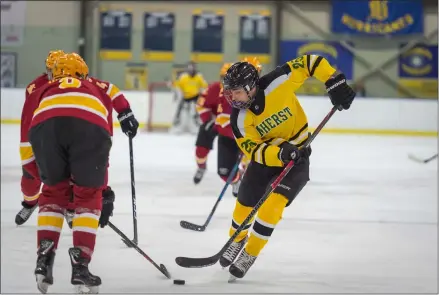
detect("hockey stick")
[122,136,138,247]
[175,105,339,268]
[408,153,438,164]
[180,153,244,232]
[109,222,171,279]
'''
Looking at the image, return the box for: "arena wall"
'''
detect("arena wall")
[1,88,437,136]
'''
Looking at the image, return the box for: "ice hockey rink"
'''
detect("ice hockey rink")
[1,124,437,294]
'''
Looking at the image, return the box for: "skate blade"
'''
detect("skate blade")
[228,275,238,283]
[74,284,99,294]
[36,274,50,294]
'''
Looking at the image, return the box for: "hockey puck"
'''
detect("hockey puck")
[173,279,185,285]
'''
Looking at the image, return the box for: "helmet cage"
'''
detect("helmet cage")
[223,62,258,109]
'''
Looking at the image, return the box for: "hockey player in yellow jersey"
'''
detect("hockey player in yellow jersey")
[171,61,209,134]
[220,54,356,280]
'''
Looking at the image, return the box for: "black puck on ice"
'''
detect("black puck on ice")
[173,279,185,285]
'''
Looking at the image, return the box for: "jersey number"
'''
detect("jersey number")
[291,56,304,69]
[240,139,257,154]
[88,78,107,90]
[59,77,81,89]
[27,84,36,94]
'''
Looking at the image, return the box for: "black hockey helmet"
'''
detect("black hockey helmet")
[223,61,259,109]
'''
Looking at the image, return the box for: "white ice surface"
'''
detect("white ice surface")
[1,124,437,294]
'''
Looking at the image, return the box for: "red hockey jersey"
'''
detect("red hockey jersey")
[87,77,130,115]
[87,76,131,135]
[215,90,234,139]
[25,73,49,100]
[196,82,221,124]
[19,73,49,172]
[20,77,113,178]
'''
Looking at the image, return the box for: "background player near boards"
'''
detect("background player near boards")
[170,61,208,135]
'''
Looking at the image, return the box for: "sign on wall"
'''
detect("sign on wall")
[399,44,438,98]
[191,9,224,63]
[125,63,148,90]
[280,40,354,95]
[1,52,17,88]
[0,1,27,47]
[331,0,423,36]
[239,10,271,64]
[100,9,133,60]
[143,12,175,62]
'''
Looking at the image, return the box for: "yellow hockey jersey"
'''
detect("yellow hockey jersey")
[174,72,208,100]
[230,55,336,167]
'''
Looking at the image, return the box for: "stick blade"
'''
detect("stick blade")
[175,254,219,268]
[408,154,427,163]
[180,220,205,232]
[160,264,171,279]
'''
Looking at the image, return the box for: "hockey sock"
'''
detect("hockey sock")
[21,174,41,206]
[72,208,100,261]
[229,200,254,242]
[245,192,288,257]
[220,170,241,183]
[37,204,65,249]
[195,146,210,169]
[239,155,250,170]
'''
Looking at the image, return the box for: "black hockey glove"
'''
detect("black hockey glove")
[99,186,115,228]
[325,72,356,110]
[118,108,139,138]
[278,142,311,165]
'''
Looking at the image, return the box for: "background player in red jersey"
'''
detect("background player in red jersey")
[193,63,231,184]
[16,49,65,226]
[214,57,262,196]
[22,54,113,294]
[193,58,260,195]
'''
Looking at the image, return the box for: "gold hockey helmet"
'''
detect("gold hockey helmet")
[69,52,89,79]
[45,50,65,71]
[52,53,86,80]
[220,62,233,78]
[241,56,262,74]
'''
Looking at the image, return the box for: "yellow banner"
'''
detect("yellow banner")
[399,79,438,99]
[124,63,148,90]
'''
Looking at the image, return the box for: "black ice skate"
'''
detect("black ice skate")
[193,168,206,184]
[15,201,37,225]
[228,249,257,282]
[34,239,55,294]
[64,209,74,229]
[68,247,101,294]
[219,236,248,268]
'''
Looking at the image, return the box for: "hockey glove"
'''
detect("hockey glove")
[118,108,139,138]
[278,142,311,165]
[325,72,356,110]
[99,186,115,228]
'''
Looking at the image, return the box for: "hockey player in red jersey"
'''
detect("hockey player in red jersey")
[61,53,139,228]
[193,58,261,195]
[214,57,262,196]
[193,63,231,184]
[22,54,113,294]
[16,49,65,226]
